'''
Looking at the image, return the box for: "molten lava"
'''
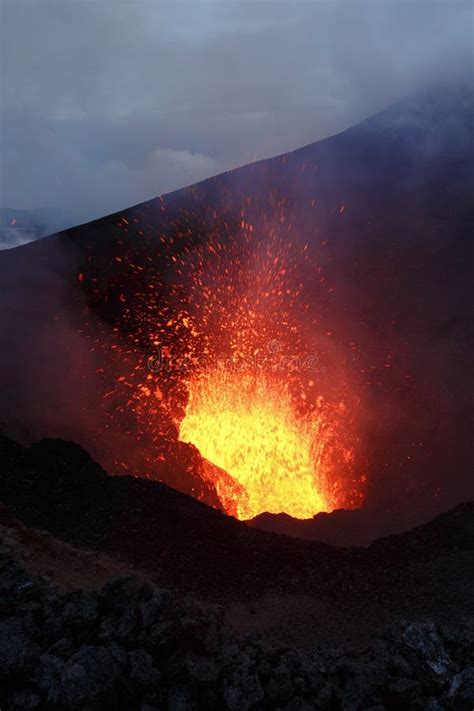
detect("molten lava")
[94,199,366,518]
[179,370,333,519]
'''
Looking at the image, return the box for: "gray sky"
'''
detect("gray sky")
[1,0,472,224]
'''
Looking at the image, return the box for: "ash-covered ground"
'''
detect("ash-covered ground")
[1,435,473,710]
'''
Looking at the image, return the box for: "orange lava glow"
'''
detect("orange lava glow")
[180,370,335,519]
[88,195,367,518]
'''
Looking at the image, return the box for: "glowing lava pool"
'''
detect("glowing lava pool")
[179,369,344,520]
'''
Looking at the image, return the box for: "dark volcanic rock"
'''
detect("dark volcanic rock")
[0,434,24,466]
[0,538,473,710]
[0,617,40,676]
[398,622,456,686]
[48,644,123,709]
[0,435,474,708]
[5,690,41,710]
[127,648,161,688]
[26,439,108,482]
[0,433,473,656]
[446,668,474,710]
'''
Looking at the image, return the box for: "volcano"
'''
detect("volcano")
[0,83,472,544]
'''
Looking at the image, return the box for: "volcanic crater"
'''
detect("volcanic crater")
[0,83,473,711]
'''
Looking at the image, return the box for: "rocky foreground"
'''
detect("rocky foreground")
[1,434,473,709]
[1,530,474,711]
[1,435,474,650]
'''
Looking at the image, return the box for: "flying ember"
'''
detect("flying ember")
[168,219,363,519]
[105,203,365,519]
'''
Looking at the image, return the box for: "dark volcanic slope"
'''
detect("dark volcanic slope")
[1,436,473,651]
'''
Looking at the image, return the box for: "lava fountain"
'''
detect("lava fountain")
[102,207,366,519]
[179,370,333,519]
[171,220,363,519]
